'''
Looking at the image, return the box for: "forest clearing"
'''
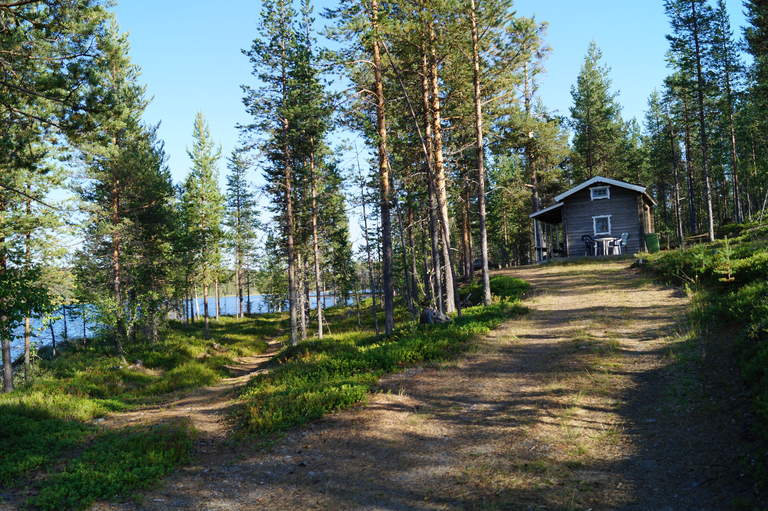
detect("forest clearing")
[3,0,768,509]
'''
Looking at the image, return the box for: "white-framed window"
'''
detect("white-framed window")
[593,215,612,236]
[590,186,610,200]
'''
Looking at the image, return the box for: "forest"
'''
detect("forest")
[1,0,768,508]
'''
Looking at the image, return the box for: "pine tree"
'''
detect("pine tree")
[665,0,716,241]
[181,113,224,337]
[569,41,625,181]
[224,150,258,319]
[242,0,302,344]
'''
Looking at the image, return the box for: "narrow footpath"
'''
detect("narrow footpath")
[96,261,757,511]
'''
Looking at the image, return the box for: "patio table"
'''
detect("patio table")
[595,237,618,256]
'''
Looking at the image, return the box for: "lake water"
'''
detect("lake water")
[7,293,355,361]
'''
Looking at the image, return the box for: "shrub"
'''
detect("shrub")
[27,424,193,511]
[238,301,528,434]
[459,275,530,305]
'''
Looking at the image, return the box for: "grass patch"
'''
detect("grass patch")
[459,275,530,305]
[239,279,529,435]
[643,222,768,487]
[27,423,193,511]
[2,315,276,505]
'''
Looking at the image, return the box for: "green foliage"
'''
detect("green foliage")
[644,225,768,437]
[28,424,193,511]
[238,299,528,434]
[0,316,271,495]
[0,399,94,486]
[459,275,530,305]
[569,41,627,181]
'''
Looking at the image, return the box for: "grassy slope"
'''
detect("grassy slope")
[0,316,277,510]
[237,276,530,435]
[2,277,529,510]
[643,221,768,482]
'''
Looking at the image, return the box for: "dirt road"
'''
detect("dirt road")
[96,261,757,511]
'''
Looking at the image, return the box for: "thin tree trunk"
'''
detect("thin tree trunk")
[62,306,68,342]
[428,23,457,314]
[310,145,324,338]
[215,280,221,319]
[203,285,210,337]
[49,320,56,358]
[470,0,492,305]
[396,202,415,314]
[24,317,31,382]
[691,0,716,241]
[407,205,420,305]
[298,254,307,341]
[667,114,685,245]
[361,186,379,335]
[24,203,31,382]
[371,0,395,334]
[461,178,472,281]
[246,267,252,315]
[236,248,243,318]
[82,304,88,340]
[111,188,125,357]
[682,100,698,234]
[1,240,11,392]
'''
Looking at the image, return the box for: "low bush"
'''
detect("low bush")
[643,224,768,467]
[238,300,528,434]
[459,275,530,305]
[27,423,193,511]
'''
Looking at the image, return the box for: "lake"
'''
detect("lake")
[8,292,356,361]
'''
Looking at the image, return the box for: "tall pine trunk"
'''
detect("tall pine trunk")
[428,23,457,314]
[420,50,444,314]
[371,0,395,334]
[310,145,324,338]
[470,0,492,305]
[203,284,210,337]
[691,0,716,241]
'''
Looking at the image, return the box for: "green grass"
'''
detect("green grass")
[27,423,193,511]
[238,277,529,435]
[0,315,277,507]
[3,279,530,508]
[459,275,531,305]
[642,220,768,486]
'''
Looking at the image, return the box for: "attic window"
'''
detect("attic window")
[593,215,612,236]
[590,186,610,200]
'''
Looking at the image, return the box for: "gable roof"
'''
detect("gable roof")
[554,176,657,205]
[528,202,563,219]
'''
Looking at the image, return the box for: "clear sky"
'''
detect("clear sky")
[111,0,748,243]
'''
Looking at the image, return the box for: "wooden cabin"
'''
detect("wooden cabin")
[529,176,656,261]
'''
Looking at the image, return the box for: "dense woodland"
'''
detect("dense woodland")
[1,0,767,396]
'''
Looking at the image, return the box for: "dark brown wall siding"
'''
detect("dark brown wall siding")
[563,186,643,256]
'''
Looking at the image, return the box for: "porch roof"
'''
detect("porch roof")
[529,202,563,224]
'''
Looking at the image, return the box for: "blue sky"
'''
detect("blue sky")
[112,0,748,243]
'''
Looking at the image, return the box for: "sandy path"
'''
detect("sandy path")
[94,261,757,510]
[100,340,283,438]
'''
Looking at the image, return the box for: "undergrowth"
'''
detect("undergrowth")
[642,220,768,485]
[0,315,276,507]
[238,276,529,435]
[2,277,529,508]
